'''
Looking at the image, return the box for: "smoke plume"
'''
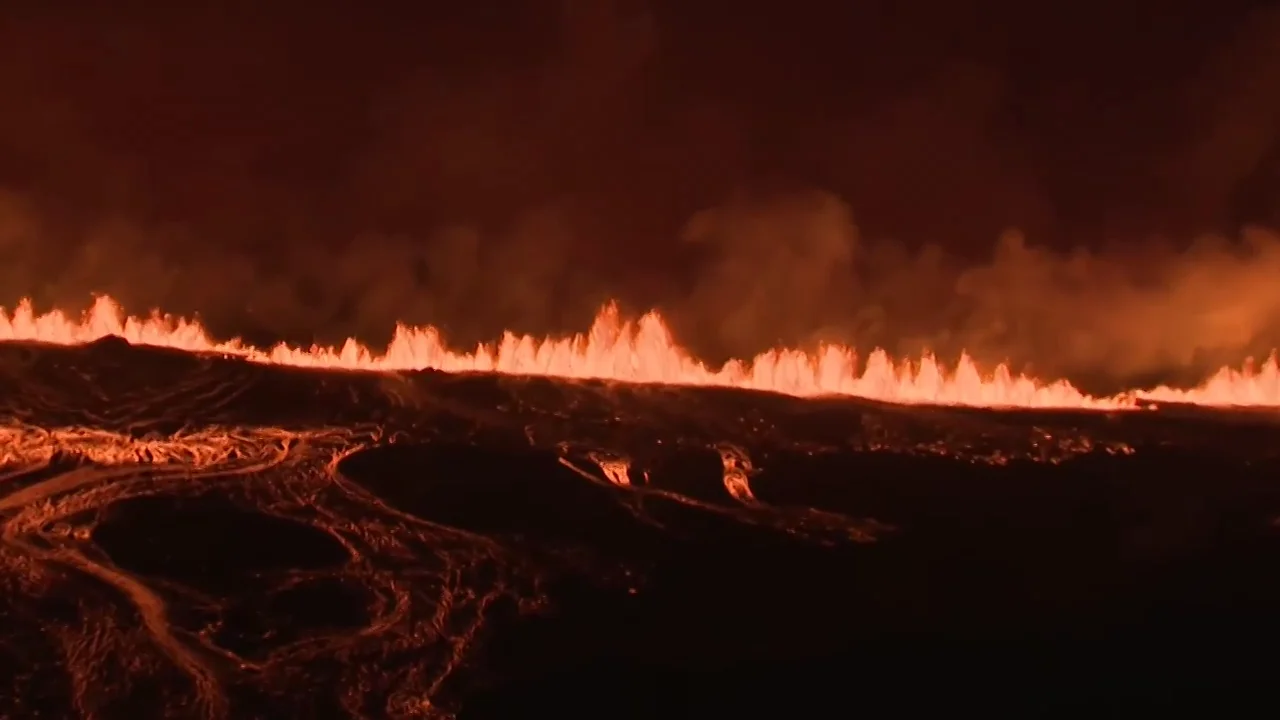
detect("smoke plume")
[2,3,1280,393]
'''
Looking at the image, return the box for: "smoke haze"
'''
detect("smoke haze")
[2,2,1280,392]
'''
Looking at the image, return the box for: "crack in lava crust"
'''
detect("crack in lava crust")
[0,422,529,719]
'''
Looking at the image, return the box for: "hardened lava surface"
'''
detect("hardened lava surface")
[1,337,1279,717]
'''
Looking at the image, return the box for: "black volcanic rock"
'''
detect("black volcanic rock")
[0,339,1278,717]
[84,334,133,351]
[93,493,351,594]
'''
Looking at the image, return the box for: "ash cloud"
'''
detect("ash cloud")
[2,3,1280,392]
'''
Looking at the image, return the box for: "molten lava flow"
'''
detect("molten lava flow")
[0,422,304,469]
[0,296,1276,409]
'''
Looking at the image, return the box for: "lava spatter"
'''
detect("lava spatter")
[4,296,1278,410]
[0,296,1195,410]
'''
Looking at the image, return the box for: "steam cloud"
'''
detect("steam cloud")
[2,3,1280,394]
[6,188,1280,394]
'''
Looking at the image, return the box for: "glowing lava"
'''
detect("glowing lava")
[1,296,1277,410]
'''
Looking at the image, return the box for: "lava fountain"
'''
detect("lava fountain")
[2,296,1277,409]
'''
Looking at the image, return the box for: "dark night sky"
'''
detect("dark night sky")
[2,1,1280,388]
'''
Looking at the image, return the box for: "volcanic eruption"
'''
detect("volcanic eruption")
[7,2,1280,716]
[4,295,1279,409]
[1,290,1278,716]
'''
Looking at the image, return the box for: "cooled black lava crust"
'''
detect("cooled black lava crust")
[0,337,1277,717]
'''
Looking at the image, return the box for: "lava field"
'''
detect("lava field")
[1,337,1278,717]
